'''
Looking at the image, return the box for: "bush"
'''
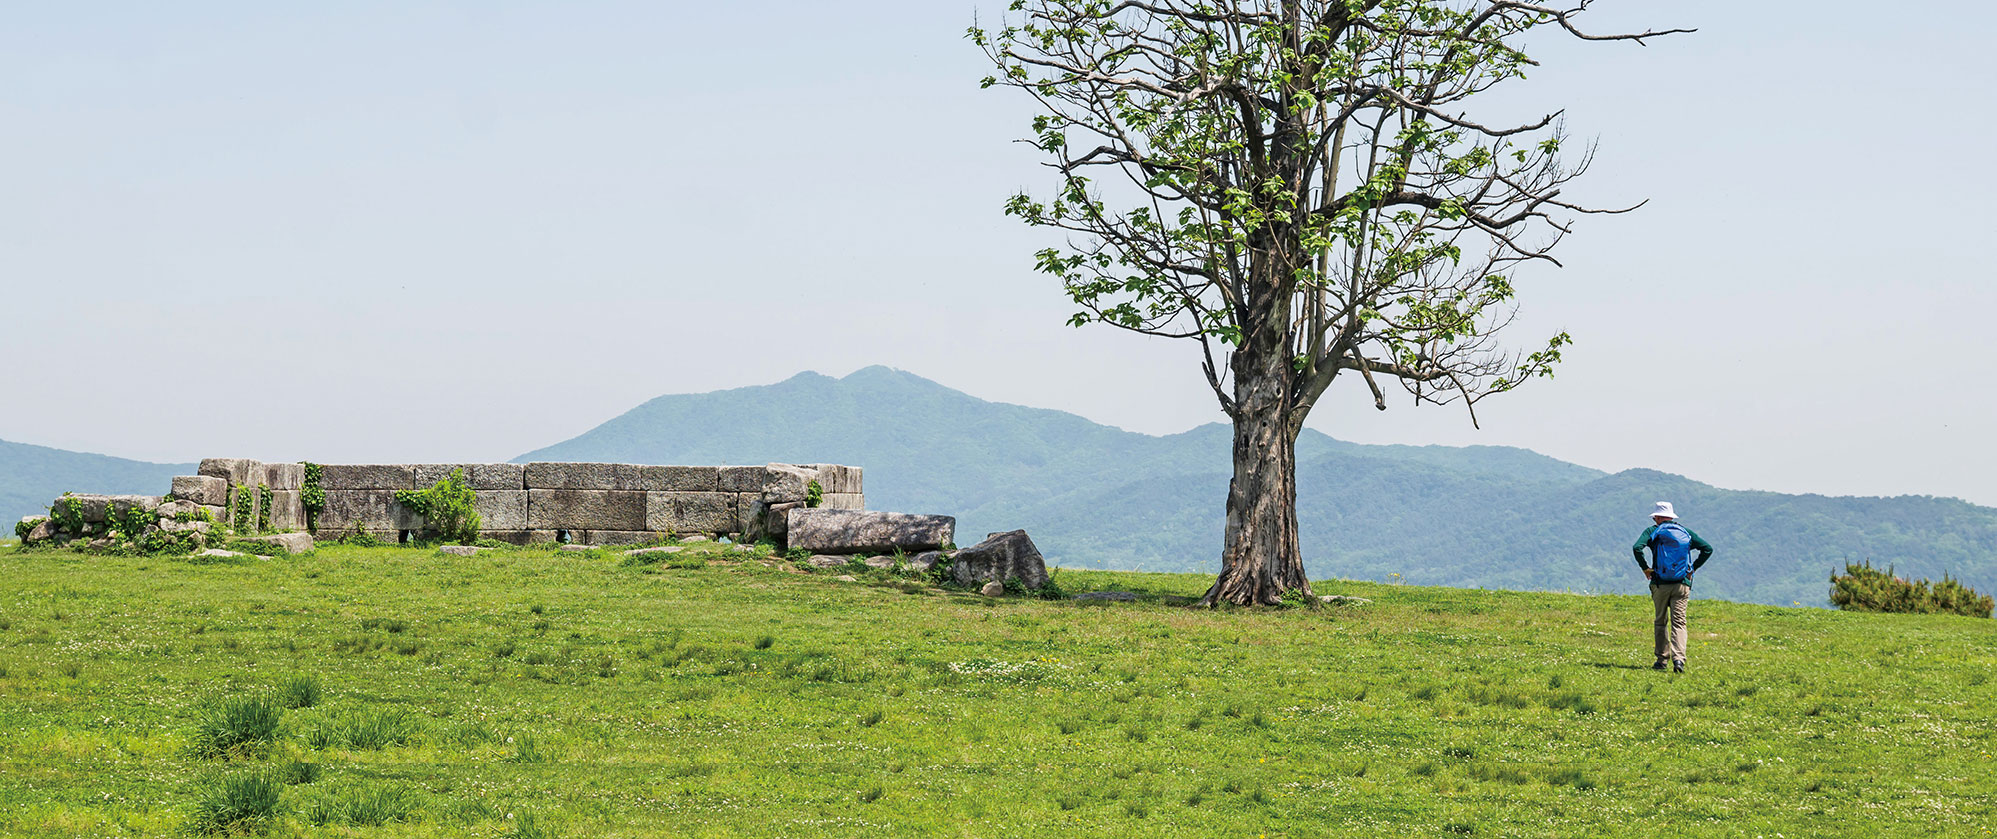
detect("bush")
[191,695,284,759]
[190,770,285,835]
[395,469,481,545]
[1830,562,1993,618]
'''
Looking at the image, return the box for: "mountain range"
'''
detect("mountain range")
[517,367,1997,607]
[9,367,1994,608]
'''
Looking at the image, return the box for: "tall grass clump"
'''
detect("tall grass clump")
[191,695,284,759]
[1830,562,1994,618]
[277,674,323,709]
[189,769,284,835]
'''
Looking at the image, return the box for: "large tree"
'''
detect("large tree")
[974,0,1685,606]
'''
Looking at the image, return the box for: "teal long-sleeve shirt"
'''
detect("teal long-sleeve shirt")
[1632,523,1715,583]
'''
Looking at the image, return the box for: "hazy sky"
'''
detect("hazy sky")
[5,2,1995,506]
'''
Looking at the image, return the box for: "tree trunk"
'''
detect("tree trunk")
[1199,327,1313,607]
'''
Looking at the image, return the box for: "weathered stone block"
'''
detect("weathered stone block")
[784,509,955,554]
[262,463,305,491]
[479,530,535,546]
[413,464,475,487]
[474,490,527,531]
[763,464,815,504]
[240,532,314,555]
[638,465,720,492]
[526,489,646,530]
[805,464,864,494]
[583,530,661,546]
[718,466,768,493]
[315,490,424,532]
[524,462,646,490]
[107,495,162,517]
[523,530,560,544]
[199,458,263,487]
[267,490,305,532]
[645,492,736,534]
[320,464,415,490]
[949,530,1050,590]
[57,494,113,523]
[439,545,492,556]
[820,493,865,511]
[470,463,526,490]
[172,475,229,506]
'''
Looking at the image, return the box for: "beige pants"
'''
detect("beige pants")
[1651,582,1690,662]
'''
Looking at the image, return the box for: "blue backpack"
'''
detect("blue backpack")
[1650,522,1693,583]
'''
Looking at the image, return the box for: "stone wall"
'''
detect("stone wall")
[274,459,856,545]
[29,458,862,549]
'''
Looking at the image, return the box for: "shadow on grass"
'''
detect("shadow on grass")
[1583,662,1655,671]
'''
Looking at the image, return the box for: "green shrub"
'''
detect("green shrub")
[1830,562,1993,618]
[300,463,325,531]
[15,516,46,541]
[190,769,285,835]
[395,469,481,545]
[190,695,284,759]
[806,479,824,508]
[231,484,256,531]
[49,494,85,534]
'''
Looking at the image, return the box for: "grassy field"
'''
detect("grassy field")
[0,540,1990,838]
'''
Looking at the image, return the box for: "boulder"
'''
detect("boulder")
[239,532,314,555]
[863,555,897,569]
[784,509,955,555]
[195,548,246,559]
[835,575,859,582]
[438,545,492,557]
[806,555,848,569]
[906,550,945,573]
[22,517,54,543]
[557,544,596,553]
[980,581,1005,597]
[87,537,116,551]
[1318,595,1374,606]
[171,475,229,506]
[950,530,1050,591]
[678,535,710,544]
[624,546,685,557]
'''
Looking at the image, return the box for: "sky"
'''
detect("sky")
[4,1,1995,506]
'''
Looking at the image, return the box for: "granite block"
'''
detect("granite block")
[525,489,646,530]
[638,465,720,492]
[320,464,415,490]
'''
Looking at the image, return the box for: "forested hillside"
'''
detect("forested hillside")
[0,439,191,527]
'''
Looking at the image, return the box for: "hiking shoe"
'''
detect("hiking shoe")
[1672,660,1685,674]
[1652,658,1667,671]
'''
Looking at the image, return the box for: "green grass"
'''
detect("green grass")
[0,540,1991,837]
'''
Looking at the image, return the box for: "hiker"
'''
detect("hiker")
[1632,501,1714,673]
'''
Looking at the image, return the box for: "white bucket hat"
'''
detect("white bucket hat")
[1651,501,1677,520]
